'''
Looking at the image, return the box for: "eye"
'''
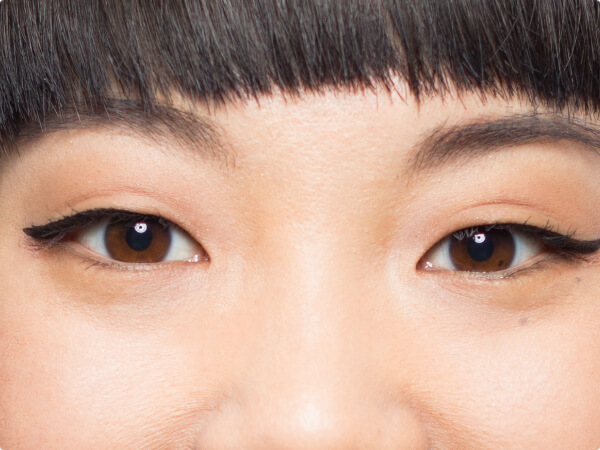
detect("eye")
[75,215,206,264]
[419,226,546,273]
[24,209,212,266]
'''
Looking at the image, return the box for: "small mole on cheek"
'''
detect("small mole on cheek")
[519,317,528,325]
[576,277,582,283]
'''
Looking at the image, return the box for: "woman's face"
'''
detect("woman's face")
[1,84,600,448]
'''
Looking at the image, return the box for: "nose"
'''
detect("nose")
[201,375,430,448]
[196,249,430,448]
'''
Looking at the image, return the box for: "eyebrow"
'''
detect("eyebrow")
[0,98,231,165]
[409,113,600,174]
[4,105,600,177]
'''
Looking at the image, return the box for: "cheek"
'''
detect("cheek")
[0,284,222,448]
[420,305,600,446]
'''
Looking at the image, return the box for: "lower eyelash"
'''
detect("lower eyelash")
[461,252,583,281]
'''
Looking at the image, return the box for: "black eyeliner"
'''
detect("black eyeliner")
[484,223,600,255]
[23,208,167,244]
[24,211,600,259]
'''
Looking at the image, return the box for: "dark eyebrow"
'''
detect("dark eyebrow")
[409,113,600,174]
[0,98,231,166]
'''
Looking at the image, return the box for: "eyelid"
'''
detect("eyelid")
[418,222,600,279]
[499,223,600,254]
[23,208,208,266]
[25,208,171,242]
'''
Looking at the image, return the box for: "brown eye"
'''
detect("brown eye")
[420,225,546,274]
[104,219,172,263]
[448,229,515,272]
[74,214,206,264]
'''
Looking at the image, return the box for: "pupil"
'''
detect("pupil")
[467,233,494,262]
[125,222,153,252]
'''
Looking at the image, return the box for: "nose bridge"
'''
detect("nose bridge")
[258,226,370,377]
[198,233,430,448]
[247,206,381,407]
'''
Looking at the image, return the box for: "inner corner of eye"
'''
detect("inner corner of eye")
[417,258,435,271]
[416,246,440,271]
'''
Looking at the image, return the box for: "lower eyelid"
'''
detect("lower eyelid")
[423,253,556,282]
[57,239,198,272]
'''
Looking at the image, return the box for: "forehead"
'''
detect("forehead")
[208,88,600,179]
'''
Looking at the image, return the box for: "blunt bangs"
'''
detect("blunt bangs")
[1,0,599,148]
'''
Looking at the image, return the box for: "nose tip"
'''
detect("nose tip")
[197,386,430,448]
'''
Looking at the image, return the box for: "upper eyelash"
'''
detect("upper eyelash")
[23,208,171,246]
[23,211,600,261]
[464,222,600,255]
[424,222,600,280]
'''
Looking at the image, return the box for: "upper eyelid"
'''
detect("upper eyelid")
[26,213,600,250]
[24,210,600,259]
[23,208,170,242]
[501,224,600,254]
[448,223,600,254]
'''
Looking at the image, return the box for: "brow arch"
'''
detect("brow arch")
[0,98,233,168]
[409,113,600,175]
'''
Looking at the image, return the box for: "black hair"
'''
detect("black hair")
[1,0,599,151]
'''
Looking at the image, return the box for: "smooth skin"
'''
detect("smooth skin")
[1,83,600,448]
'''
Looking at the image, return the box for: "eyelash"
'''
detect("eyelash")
[479,222,600,254]
[23,209,171,246]
[23,210,600,277]
[422,222,600,278]
[23,208,204,268]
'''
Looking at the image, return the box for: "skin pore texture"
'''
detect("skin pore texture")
[1,83,600,448]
